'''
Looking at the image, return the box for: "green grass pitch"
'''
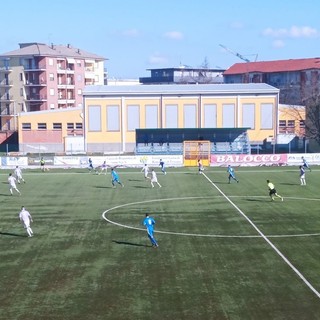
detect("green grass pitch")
[1,166,320,320]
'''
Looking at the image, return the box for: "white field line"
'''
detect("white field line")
[1,167,319,177]
[201,172,320,299]
[102,196,320,239]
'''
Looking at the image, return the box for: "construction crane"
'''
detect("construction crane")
[219,44,252,63]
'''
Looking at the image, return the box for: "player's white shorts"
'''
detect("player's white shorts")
[9,183,17,189]
[151,177,158,183]
[22,219,30,229]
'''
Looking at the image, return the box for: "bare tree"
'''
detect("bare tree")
[304,95,320,144]
[200,57,210,69]
[279,104,305,136]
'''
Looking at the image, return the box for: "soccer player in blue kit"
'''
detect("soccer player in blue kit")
[302,156,311,172]
[227,165,239,183]
[111,168,124,188]
[143,213,158,248]
[159,159,166,175]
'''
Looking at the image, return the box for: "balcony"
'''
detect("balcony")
[57,66,75,74]
[26,94,47,101]
[0,94,14,101]
[23,64,46,71]
[25,80,47,86]
[0,105,15,115]
[0,80,13,87]
[0,66,12,73]
[57,81,75,88]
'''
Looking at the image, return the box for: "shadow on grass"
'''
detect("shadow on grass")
[279,183,297,186]
[112,240,150,247]
[0,232,26,237]
[245,198,268,202]
[212,181,230,184]
[128,179,142,182]
[95,186,113,189]
[133,186,150,189]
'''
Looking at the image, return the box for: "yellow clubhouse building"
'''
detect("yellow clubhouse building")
[18,83,280,154]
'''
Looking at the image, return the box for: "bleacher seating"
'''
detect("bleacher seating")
[135,129,251,155]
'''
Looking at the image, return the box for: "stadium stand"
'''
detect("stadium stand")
[135,128,250,155]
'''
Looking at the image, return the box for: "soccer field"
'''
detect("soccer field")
[1,166,320,320]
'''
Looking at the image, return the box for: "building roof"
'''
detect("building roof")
[223,57,320,75]
[0,42,106,61]
[83,83,279,96]
[147,67,226,72]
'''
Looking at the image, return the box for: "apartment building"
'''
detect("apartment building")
[0,42,105,142]
[223,57,320,105]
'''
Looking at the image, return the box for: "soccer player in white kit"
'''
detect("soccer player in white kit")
[19,206,33,237]
[141,164,149,180]
[8,173,21,195]
[150,169,162,188]
[98,160,108,175]
[14,165,25,184]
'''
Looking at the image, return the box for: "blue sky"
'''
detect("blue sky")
[2,0,320,79]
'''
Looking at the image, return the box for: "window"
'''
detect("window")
[22,123,31,130]
[38,123,47,130]
[145,105,158,128]
[50,103,55,109]
[222,104,235,128]
[77,60,81,67]
[300,120,305,128]
[242,104,255,129]
[48,58,53,66]
[287,120,295,127]
[77,75,82,82]
[279,120,286,127]
[77,89,82,95]
[20,73,23,81]
[88,105,101,131]
[49,73,54,81]
[204,104,217,128]
[67,123,74,129]
[76,123,83,129]
[20,88,24,97]
[107,105,120,131]
[184,104,196,128]
[53,123,62,130]
[127,105,140,131]
[50,88,55,96]
[165,105,178,128]
[260,104,273,129]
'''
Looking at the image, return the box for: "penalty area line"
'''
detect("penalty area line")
[202,172,320,300]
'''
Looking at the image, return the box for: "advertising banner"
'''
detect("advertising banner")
[1,157,29,167]
[286,153,320,165]
[210,154,288,166]
[52,155,183,168]
[28,156,54,166]
[54,156,82,166]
